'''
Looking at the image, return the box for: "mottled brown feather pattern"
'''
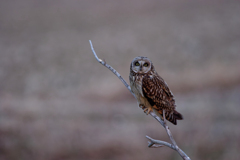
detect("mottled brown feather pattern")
[142,72,183,125]
[129,56,183,125]
[142,72,175,110]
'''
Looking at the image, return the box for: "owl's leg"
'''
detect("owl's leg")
[143,106,153,115]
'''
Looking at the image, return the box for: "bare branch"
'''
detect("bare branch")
[146,110,190,160]
[146,136,190,158]
[146,135,174,149]
[89,40,191,160]
[89,40,132,94]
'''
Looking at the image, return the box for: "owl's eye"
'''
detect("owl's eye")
[143,63,148,67]
[135,62,140,66]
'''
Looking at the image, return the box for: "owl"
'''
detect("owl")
[129,56,183,125]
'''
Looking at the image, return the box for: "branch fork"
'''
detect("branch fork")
[89,40,191,160]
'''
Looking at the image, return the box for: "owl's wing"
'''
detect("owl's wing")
[142,74,176,111]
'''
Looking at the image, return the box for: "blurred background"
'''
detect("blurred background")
[0,0,240,160]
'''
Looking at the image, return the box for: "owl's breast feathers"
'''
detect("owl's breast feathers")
[130,72,145,98]
[142,73,183,125]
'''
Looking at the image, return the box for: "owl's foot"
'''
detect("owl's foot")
[143,106,153,115]
[139,104,145,109]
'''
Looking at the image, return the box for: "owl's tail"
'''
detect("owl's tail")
[166,110,183,125]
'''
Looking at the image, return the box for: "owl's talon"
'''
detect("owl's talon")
[143,107,153,115]
[139,104,145,109]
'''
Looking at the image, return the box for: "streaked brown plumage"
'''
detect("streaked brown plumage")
[129,56,183,125]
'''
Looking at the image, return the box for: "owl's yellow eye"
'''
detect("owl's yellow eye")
[143,63,148,67]
[135,62,140,66]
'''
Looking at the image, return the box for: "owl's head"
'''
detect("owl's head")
[130,56,154,74]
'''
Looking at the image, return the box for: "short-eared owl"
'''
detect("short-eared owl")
[129,56,183,125]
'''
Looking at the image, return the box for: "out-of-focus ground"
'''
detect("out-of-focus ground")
[0,0,240,160]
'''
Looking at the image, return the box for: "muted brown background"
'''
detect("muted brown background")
[0,0,240,160]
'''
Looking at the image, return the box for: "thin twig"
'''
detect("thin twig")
[146,135,174,149]
[89,40,132,95]
[89,40,191,160]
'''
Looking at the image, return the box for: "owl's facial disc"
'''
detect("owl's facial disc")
[132,59,151,73]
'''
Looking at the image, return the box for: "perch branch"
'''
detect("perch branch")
[89,40,132,94]
[89,40,191,160]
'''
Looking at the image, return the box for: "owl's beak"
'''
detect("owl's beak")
[139,66,142,71]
